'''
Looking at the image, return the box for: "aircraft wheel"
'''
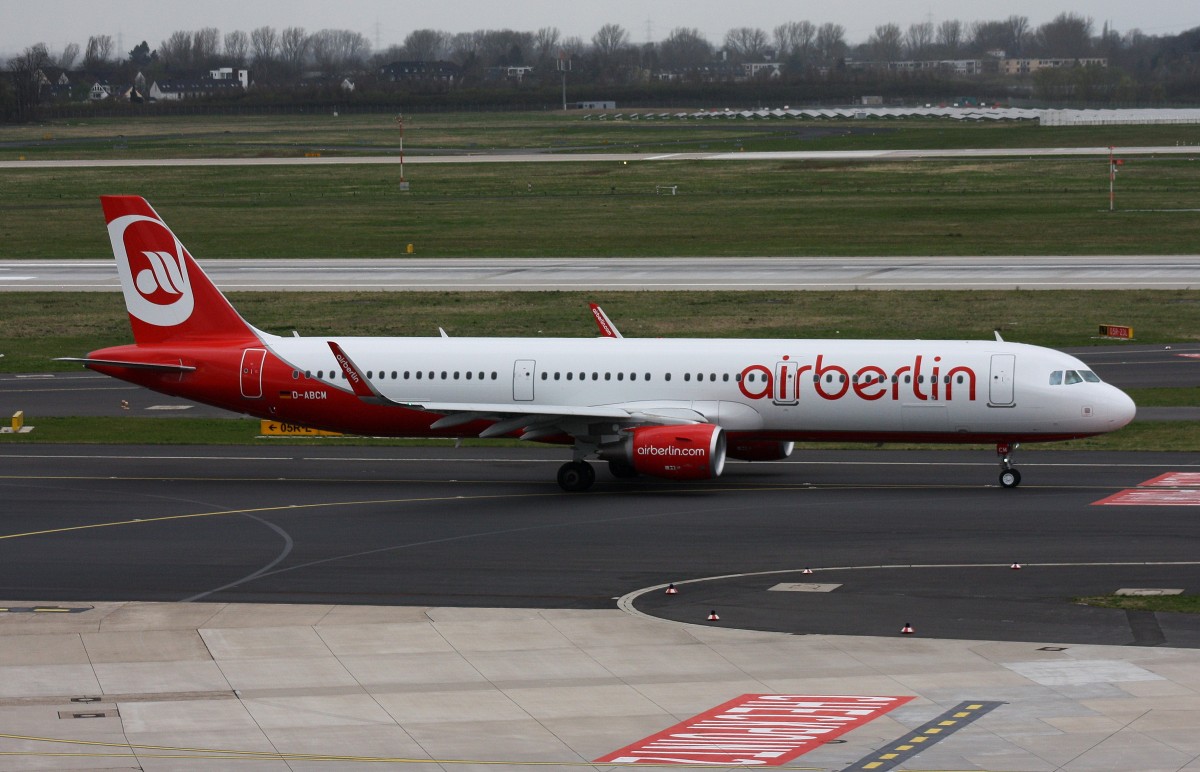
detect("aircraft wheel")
[558,461,595,492]
[999,468,1022,489]
[608,459,639,479]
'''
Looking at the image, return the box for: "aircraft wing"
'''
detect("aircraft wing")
[327,341,703,439]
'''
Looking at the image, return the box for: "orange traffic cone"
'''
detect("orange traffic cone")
[665,583,679,595]
[801,567,814,575]
[900,622,915,635]
[707,610,720,621]
[1010,562,1022,570]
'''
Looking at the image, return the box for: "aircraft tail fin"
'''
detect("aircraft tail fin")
[100,196,259,346]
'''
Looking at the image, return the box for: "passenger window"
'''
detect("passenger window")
[541,372,548,380]
[1065,370,1083,385]
[1081,370,1101,382]
[665,373,672,381]
[684,373,691,382]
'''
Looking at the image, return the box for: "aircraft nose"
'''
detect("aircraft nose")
[1107,386,1137,429]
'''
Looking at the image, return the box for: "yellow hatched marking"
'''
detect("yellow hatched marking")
[939,720,957,726]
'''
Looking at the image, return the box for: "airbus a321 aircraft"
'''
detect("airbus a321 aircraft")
[65,196,1137,492]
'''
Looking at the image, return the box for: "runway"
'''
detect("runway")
[5,255,1200,291]
[1,445,1199,647]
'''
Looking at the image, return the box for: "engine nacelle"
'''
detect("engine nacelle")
[601,424,726,480]
[727,440,795,462]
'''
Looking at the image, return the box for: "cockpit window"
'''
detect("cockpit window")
[1080,370,1101,382]
[1064,370,1083,384]
[1049,370,1063,385]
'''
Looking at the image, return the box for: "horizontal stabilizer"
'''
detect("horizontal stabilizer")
[54,357,197,372]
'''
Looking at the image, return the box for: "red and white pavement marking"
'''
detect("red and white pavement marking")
[594,694,912,766]
[1138,472,1200,488]
[1094,472,1200,506]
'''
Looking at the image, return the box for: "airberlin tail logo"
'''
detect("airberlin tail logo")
[108,214,195,327]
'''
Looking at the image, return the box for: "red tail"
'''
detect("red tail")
[101,196,258,346]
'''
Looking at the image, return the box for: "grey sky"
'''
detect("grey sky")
[4,0,1196,59]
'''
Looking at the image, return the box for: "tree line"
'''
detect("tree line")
[4,14,1199,120]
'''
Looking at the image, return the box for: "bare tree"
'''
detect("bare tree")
[773,21,816,62]
[724,27,769,61]
[224,30,249,66]
[659,27,712,70]
[83,35,114,70]
[533,27,560,64]
[447,31,481,66]
[279,27,310,75]
[814,23,846,66]
[905,21,934,59]
[7,43,51,116]
[1006,15,1032,56]
[969,20,1009,55]
[158,30,192,71]
[592,23,629,59]
[1035,13,1093,57]
[192,27,221,68]
[591,23,632,82]
[57,42,80,70]
[936,20,964,56]
[402,29,447,61]
[310,29,370,75]
[867,23,903,61]
[250,26,279,64]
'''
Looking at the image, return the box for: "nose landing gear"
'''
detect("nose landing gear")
[997,442,1021,488]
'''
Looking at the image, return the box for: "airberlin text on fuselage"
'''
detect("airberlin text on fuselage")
[740,354,977,403]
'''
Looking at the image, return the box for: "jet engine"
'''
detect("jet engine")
[600,424,726,480]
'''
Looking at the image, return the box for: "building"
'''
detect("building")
[1001,58,1108,75]
[209,67,249,88]
[378,61,461,84]
[742,62,783,79]
[149,79,245,101]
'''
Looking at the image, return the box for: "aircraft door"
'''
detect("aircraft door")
[773,360,799,406]
[989,354,1015,406]
[240,348,267,398]
[513,359,535,401]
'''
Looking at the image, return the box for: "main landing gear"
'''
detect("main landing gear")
[997,442,1021,488]
[557,460,595,492]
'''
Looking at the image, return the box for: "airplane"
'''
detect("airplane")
[63,195,1136,492]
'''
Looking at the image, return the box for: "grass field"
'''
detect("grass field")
[3,156,1200,258]
[4,113,1200,158]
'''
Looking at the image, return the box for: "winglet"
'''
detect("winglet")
[328,341,381,400]
[589,303,623,338]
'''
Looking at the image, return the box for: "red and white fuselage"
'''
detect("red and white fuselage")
[71,196,1136,490]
